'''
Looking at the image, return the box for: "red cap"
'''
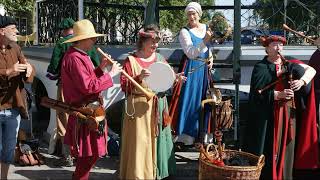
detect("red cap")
[260,35,286,47]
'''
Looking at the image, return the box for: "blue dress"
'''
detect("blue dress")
[176,28,209,138]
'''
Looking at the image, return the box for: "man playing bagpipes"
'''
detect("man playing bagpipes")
[58,19,121,180]
[245,35,319,179]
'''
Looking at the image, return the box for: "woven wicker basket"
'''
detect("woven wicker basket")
[199,144,265,180]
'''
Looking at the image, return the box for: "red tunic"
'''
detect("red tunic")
[61,47,113,157]
[290,59,319,169]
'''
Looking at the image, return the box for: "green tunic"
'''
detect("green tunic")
[47,35,100,78]
[156,95,176,179]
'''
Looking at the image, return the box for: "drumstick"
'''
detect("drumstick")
[96,48,155,101]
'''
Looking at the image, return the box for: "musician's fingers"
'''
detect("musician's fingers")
[284,89,294,97]
[290,80,303,91]
[99,58,110,69]
[114,62,122,69]
[182,76,187,82]
[208,63,213,70]
[142,69,151,75]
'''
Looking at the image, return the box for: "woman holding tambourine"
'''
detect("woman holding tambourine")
[119,24,186,180]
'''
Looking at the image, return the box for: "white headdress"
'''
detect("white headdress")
[185,2,203,17]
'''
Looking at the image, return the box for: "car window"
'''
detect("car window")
[242,30,253,36]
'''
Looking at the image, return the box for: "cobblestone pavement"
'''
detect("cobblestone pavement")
[8,142,199,180]
[9,141,320,180]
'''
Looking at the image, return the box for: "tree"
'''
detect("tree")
[209,12,232,43]
[254,0,319,36]
[159,0,215,34]
[1,0,35,35]
[1,0,34,16]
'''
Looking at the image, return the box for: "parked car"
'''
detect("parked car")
[241,28,267,45]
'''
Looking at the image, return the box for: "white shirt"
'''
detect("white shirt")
[178,23,208,59]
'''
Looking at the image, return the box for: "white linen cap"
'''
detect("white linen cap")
[185,2,203,17]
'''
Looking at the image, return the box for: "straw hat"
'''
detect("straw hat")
[63,19,105,43]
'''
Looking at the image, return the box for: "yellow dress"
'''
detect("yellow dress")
[119,55,157,179]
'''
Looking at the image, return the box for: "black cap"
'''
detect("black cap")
[0,15,17,28]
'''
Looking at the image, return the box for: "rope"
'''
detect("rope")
[124,79,135,118]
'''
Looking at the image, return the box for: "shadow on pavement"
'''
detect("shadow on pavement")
[14,169,118,179]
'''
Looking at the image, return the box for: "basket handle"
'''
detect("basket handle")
[257,154,265,166]
[197,144,214,162]
[206,144,219,154]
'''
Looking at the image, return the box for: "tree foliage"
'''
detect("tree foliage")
[210,12,228,33]
[1,0,34,16]
[159,0,215,34]
[254,0,320,35]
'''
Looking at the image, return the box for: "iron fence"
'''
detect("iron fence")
[37,0,78,44]
[36,0,320,45]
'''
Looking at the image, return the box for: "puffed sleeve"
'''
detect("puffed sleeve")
[178,24,208,59]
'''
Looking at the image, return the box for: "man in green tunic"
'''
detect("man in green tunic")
[46,18,100,166]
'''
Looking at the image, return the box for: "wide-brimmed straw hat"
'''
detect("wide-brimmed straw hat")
[63,19,105,43]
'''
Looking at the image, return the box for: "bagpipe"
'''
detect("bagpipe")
[257,53,311,110]
[40,96,105,134]
[283,24,315,43]
[257,53,311,95]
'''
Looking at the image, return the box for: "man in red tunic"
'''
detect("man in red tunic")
[60,19,121,180]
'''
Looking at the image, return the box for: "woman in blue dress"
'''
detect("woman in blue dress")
[174,1,213,145]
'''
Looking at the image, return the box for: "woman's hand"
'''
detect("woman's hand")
[290,79,305,91]
[175,72,187,83]
[207,56,214,70]
[203,29,213,44]
[138,68,151,81]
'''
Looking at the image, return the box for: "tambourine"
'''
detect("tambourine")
[145,62,175,93]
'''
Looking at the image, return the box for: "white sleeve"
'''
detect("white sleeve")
[299,63,316,85]
[179,28,208,59]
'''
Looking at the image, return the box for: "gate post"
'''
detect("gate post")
[34,0,39,45]
[78,0,84,20]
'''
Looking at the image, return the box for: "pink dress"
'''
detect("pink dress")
[61,47,113,157]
